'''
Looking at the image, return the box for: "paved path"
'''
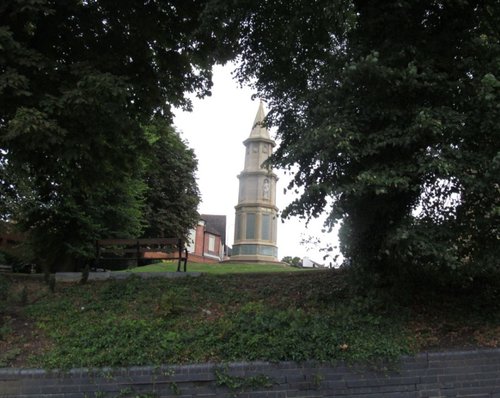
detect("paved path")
[55,271,201,282]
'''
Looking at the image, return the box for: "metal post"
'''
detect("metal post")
[136,240,140,268]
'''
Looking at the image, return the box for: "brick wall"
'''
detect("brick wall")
[2,349,500,397]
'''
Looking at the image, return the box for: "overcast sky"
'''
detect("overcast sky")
[173,63,340,265]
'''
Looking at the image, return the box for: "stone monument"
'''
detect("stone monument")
[231,101,279,262]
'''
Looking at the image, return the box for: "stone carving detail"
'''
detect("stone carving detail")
[263,178,270,200]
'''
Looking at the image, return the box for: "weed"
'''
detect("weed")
[80,264,90,285]
[48,275,55,293]
[161,368,175,377]
[0,317,12,340]
[99,369,115,380]
[312,372,324,388]
[0,275,9,299]
[20,286,28,305]
[84,389,158,398]
[0,275,10,312]
[215,366,274,396]
[169,381,180,395]
[0,347,21,366]
[156,290,187,318]
[114,387,159,398]
[116,387,134,397]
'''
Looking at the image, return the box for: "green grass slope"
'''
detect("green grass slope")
[122,261,311,274]
[1,270,500,369]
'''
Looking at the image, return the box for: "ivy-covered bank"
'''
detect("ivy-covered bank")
[2,270,500,369]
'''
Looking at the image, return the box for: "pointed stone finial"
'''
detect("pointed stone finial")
[249,101,270,140]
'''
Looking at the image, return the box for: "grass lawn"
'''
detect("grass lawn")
[1,270,500,369]
[121,261,312,274]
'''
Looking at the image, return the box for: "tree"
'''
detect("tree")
[0,1,233,272]
[141,119,200,240]
[229,0,500,283]
[282,256,302,268]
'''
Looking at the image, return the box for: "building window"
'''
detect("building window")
[246,213,256,239]
[258,245,277,256]
[233,244,277,257]
[262,214,270,240]
[235,213,241,240]
[187,229,196,252]
[208,235,216,252]
[239,244,258,255]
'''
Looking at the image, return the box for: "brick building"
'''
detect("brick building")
[187,214,227,263]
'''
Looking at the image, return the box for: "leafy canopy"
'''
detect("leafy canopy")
[227,0,500,282]
[142,119,200,240]
[0,0,230,271]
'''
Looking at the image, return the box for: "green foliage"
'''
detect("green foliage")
[0,245,35,273]
[184,301,410,364]
[215,366,273,395]
[3,270,500,369]
[169,382,180,396]
[0,321,12,341]
[281,256,302,267]
[0,347,21,367]
[0,1,230,272]
[0,274,8,300]
[98,276,143,302]
[227,0,500,285]
[20,271,417,368]
[141,119,200,240]
[39,316,173,369]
